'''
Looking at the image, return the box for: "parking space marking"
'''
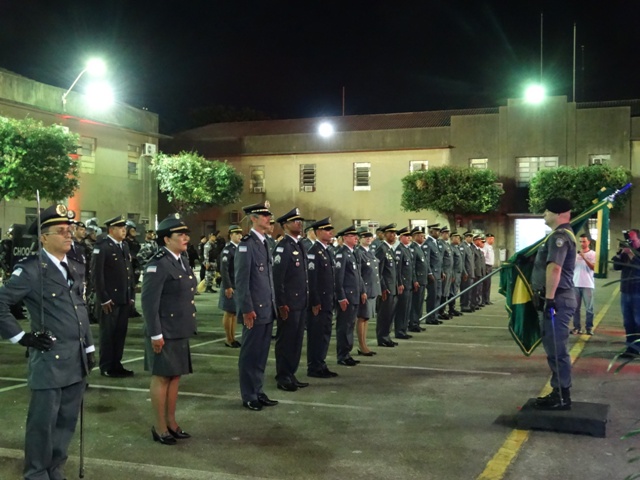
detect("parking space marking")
[476,286,620,480]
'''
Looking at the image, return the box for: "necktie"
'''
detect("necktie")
[178,256,186,271]
[60,261,75,287]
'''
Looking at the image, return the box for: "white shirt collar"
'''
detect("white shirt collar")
[251,228,266,242]
[43,249,69,278]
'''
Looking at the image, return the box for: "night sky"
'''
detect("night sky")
[1,1,638,133]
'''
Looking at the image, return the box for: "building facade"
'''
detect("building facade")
[165,95,639,258]
[0,69,159,234]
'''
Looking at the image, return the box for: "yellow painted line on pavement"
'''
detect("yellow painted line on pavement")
[476,286,620,480]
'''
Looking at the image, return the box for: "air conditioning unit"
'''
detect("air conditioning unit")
[143,143,157,156]
[303,185,315,192]
[252,187,265,193]
[591,158,603,165]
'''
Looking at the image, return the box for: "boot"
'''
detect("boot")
[534,388,571,410]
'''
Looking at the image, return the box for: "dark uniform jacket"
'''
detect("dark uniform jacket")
[234,230,276,324]
[91,236,134,305]
[462,241,475,278]
[395,243,415,289]
[300,237,314,253]
[531,224,577,292]
[219,242,238,289]
[66,240,86,272]
[334,245,365,304]
[273,235,309,311]
[451,243,465,275]
[410,241,430,286]
[376,242,398,295]
[141,248,197,339]
[307,241,335,311]
[355,245,382,298]
[425,236,443,277]
[0,251,93,389]
[473,245,485,279]
[440,239,453,275]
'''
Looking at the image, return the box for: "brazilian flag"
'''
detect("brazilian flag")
[500,184,631,356]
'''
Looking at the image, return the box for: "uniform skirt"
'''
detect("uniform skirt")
[218,291,237,314]
[357,297,377,320]
[144,337,193,377]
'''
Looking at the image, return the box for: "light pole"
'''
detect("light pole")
[61,58,109,111]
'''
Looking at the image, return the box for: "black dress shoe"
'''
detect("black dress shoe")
[293,379,309,388]
[424,319,440,325]
[307,370,332,378]
[377,340,395,347]
[395,333,412,339]
[129,310,142,318]
[337,358,357,366]
[407,326,422,333]
[167,426,191,439]
[350,357,361,364]
[152,426,177,445]
[225,341,241,348]
[323,368,339,377]
[357,349,375,356]
[461,307,473,313]
[243,400,263,411]
[115,367,134,377]
[101,370,125,378]
[257,394,279,407]
[277,382,298,392]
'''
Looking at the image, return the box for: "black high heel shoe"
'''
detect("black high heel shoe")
[357,349,375,357]
[151,426,177,445]
[167,425,191,439]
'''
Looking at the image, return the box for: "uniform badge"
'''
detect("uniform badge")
[259,265,264,272]
[307,254,315,260]
[222,249,229,254]
[239,246,248,253]
[336,261,341,269]
[309,262,315,270]
[295,261,300,267]
[12,268,22,277]
[336,253,343,259]
[276,247,284,253]
[93,248,100,254]
[222,256,228,263]
[556,237,565,247]
[293,251,299,255]
[274,255,281,264]
[146,265,157,273]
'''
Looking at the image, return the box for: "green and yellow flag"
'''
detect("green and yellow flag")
[499,184,632,356]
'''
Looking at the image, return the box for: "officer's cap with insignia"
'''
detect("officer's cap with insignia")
[410,226,425,235]
[156,214,190,245]
[451,232,461,238]
[228,224,243,235]
[243,200,272,217]
[276,207,304,225]
[380,223,398,233]
[473,234,484,241]
[463,231,474,238]
[397,227,411,237]
[73,220,86,229]
[485,233,495,238]
[336,225,358,237]
[545,197,573,214]
[357,227,373,238]
[28,204,75,235]
[104,215,127,228]
[440,225,450,233]
[427,223,441,231]
[309,217,333,232]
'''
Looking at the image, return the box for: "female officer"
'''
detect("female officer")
[218,225,243,347]
[354,227,381,355]
[141,214,197,445]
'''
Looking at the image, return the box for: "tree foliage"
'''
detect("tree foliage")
[151,151,244,212]
[0,117,80,202]
[401,167,504,221]
[528,164,631,214]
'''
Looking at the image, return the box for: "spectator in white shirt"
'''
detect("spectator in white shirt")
[482,234,495,305]
[572,234,596,335]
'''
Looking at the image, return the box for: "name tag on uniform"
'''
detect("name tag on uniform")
[146,266,157,273]
[276,246,284,253]
[222,249,229,254]
[336,253,343,258]
[12,268,22,277]
[239,246,248,253]
[307,254,315,259]
[93,248,100,254]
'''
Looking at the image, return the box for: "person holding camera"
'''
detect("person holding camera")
[612,229,640,356]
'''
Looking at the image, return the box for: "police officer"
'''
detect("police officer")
[138,229,160,269]
[375,224,399,347]
[67,220,87,269]
[306,218,339,378]
[219,225,243,348]
[438,226,454,319]
[334,225,366,365]
[355,227,381,355]
[532,198,577,410]
[425,224,443,325]
[0,204,95,479]
[408,226,429,332]
[394,227,415,339]
[472,235,486,308]
[203,233,218,293]
[448,232,465,317]
[235,201,279,411]
[460,232,476,313]
[300,226,316,252]
[273,208,309,391]
[91,215,135,377]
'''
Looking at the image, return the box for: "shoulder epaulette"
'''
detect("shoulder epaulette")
[241,234,251,242]
[153,249,166,259]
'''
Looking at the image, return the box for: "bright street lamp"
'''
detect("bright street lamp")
[84,81,114,110]
[524,84,546,104]
[318,121,334,138]
[61,58,110,111]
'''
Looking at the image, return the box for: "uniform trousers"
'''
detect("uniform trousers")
[239,321,274,402]
[25,379,86,480]
[307,309,333,373]
[376,294,397,342]
[409,284,426,327]
[394,288,412,336]
[473,278,483,307]
[441,271,453,311]
[483,265,493,303]
[336,303,358,361]
[99,303,130,373]
[448,273,462,312]
[275,309,306,384]
[540,289,577,389]
[460,276,472,309]
[426,277,442,321]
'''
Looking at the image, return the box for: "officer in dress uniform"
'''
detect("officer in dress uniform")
[67,220,87,272]
[370,227,384,254]
[408,226,429,332]
[375,224,400,347]
[91,215,135,377]
[460,232,476,312]
[448,232,465,317]
[306,218,339,378]
[0,204,95,480]
[438,226,454,319]
[425,224,444,325]
[141,214,197,445]
[354,227,381,355]
[532,198,577,410]
[272,208,310,391]
[219,225,243,348]
[393,227,415,339]
[235,201,279,411]
[300,226,316,252]
[334,225,366,365]
[472,235,486,309]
